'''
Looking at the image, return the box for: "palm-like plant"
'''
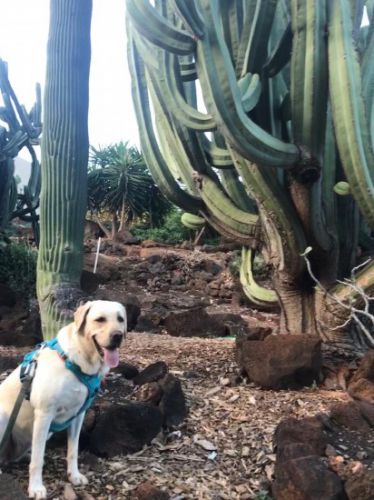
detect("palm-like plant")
[88,141,171,239]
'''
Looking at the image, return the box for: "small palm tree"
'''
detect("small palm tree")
[88,142,171,240]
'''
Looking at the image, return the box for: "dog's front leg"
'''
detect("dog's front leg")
[28,409,53,499]
[67,412,88,486]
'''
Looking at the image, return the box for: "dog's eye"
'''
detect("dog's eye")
[118,316,125,323]
[95,317,106,323]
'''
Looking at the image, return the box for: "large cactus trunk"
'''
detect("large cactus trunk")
[127,0,374,357]
[37,0,92,339]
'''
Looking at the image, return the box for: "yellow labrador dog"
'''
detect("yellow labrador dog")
[0,300,126,499]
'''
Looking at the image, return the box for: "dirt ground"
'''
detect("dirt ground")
[1,332,349,500]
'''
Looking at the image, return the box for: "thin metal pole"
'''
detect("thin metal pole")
[93,237,102,274]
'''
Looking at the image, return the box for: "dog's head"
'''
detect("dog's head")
[74,300,127,368]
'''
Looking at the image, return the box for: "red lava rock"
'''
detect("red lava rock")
[237,334,322,389]
[80,270,101,294]
[348,351,374,403]
[344,468,374,500]
[276,442,320,463]
[164,307,227,338]
[356,401,374,427]
[158,373,188,427]
[112,361,139,380]
[348,378,374,404]
[272,455,345,500]
[274,416,328,456]
[351,351,374,381]
[135,381,163,405]
[133,361,168,386]
[330,402,371,433]
[89,402,163,457]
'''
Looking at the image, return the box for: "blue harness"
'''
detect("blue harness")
[21,338,102,432]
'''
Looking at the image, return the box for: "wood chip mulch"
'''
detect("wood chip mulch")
[1,333,348,500]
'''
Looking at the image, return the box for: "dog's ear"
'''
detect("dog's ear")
[74,301,92,334]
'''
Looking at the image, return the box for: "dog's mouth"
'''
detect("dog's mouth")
[93,336,120,368]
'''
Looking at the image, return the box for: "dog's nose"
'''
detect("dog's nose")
[110,331,123,348]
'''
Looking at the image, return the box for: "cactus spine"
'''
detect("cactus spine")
[37,0,92,339]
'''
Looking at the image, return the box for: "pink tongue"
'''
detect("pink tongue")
[103,348,119,368]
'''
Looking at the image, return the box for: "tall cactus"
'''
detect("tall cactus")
[127,0,374,355]
[37,0,92,339]
[0,60,42,237]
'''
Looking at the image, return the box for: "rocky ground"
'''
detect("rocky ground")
[0,333,359,500]
[0,242,374,499]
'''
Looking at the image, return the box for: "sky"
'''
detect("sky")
[0,0,139,161]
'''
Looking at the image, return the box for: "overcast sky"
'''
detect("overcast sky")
[0,0,139,161]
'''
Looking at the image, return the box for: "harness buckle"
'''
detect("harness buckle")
[20,358,37,382]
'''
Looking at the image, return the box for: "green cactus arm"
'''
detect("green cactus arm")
[362,22,374,150]
[0,158,14,229]
[235,0,257,77]
[180,61,198,81]
[195,0,301,168]
[196,173,259,242]
[181,212,205,229]
[142,51,216,132]
[129,30,160,72]
[367,0,374,22]
[1,131,28,159]
[172,0,204,39]
[131,30,218,178]
[263,23,292,77]
[240,0,277,76]
[128,29,202,213]
[240,247,278,306]
[219,169,257,213]
[291,0,327,157]
[202,137,234,168]
[0,61,19,132]
[148,77,200,196]
[321,107,338,235]
[220,0,241,64]
[328,0,374,228]
[290,0,333,252]
[8,175,18,215]
[0,61,39,140]
[229,145,306,276]
[349,0,365,39]
[238,73,262,113]
[127,0,195,55]
[30,83,42,130]
[200,211,258,246]
[158,50,216,131]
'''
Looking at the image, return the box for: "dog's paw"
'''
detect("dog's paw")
[69,471,88,486]
[28,483,47,499]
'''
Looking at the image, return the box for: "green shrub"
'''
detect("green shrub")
[228,251,241,277]
[0,241,37,297]
[132,208,191,243]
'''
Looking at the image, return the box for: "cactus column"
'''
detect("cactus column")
[37,0,92,339]
[127,0,374,355]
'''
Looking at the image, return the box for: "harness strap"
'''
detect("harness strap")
[21,338,102,433]
[0,339,102,449]
[0,359,37,457]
